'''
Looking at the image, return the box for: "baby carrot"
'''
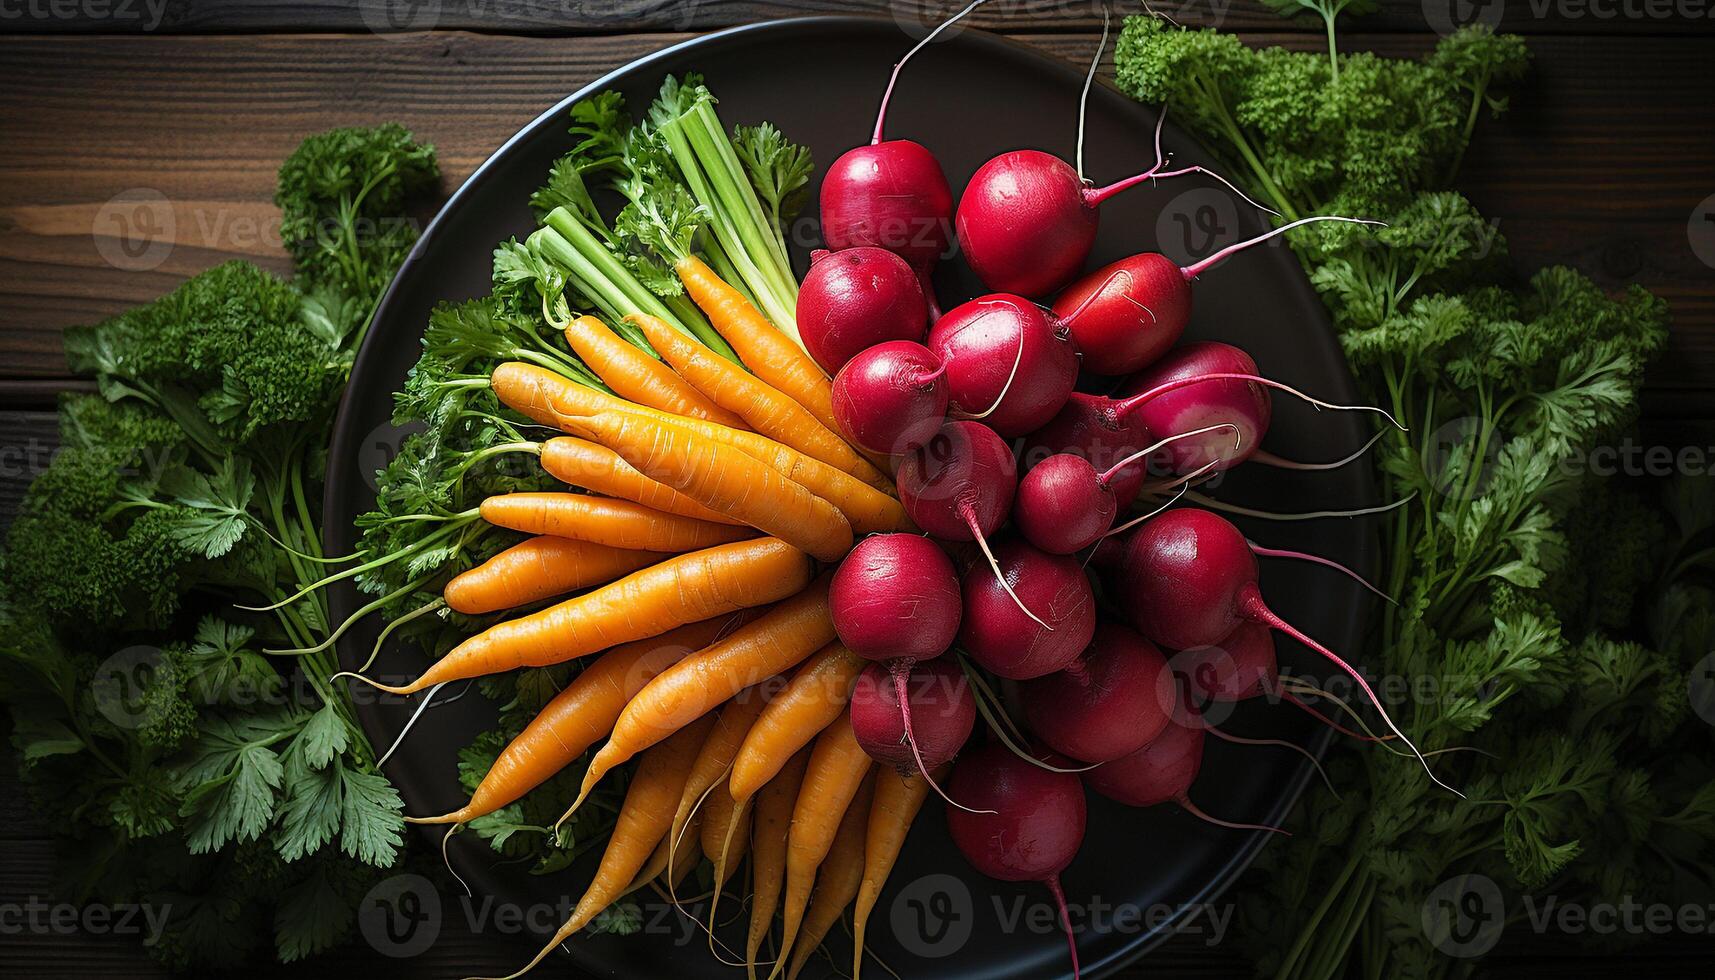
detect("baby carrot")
[563,313,746,427]
[748,747,811,980]
[407,614,748,825]
[556,411,854,562]
[675,255,841,436]
[442,536,664,615]
[851,766,942,980]
[774,712,874,977]
[786,768,877,980]
[571,575,835,811]
[729,642,865,803]
[537,436,742,526]
[352,537,812,695]
[627,312,889,491]
[494,362,911,535]
[479,492,756,553]
[504,713,717,978]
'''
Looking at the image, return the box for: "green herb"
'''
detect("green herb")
[1,125,438,966]
[1117,15,1713,979]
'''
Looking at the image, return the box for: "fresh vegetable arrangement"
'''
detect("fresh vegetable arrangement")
[1115,8,1715,980]
[5,5,1705,979]
[314,6,1529,978]
[0,125,439,964]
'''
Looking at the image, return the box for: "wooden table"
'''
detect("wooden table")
[2,2,1711,977]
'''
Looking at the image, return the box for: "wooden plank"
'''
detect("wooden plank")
[0,30,1707,404]
[1,0,1710,36]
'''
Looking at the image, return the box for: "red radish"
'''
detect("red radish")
[927,294,1078,437]
[947,742,1087,979]
[820,0,992,316]
[1083,709,1285,835]
[958,537,1096,681]
[1173,620,1279,703]
[1116,507,1456,794]
[895,420,1039,623]
[1024,392,1155,508]
[830,533,961,663]
[797,247,929,372]
[832,340,948,455]
[952,96,1289,299]
[1050,253,1189,375]
[1020,621,1172,763]
[1012,424,1240,554]
[1119,342,1269,474]
[850,658,975,775]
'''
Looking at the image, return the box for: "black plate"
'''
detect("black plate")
[325,16,1377,979]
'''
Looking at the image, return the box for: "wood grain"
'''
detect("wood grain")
[1,30,1710,411]
[2,0,1711,36]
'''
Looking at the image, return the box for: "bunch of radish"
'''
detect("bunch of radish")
[809,8,1436,977]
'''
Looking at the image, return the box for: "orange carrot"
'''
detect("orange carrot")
[479,492,756,553]
[851,766,942,980]
[730,642,865,803]
[564,313,746,427]
[786,768,877,980]
[554,411,854,562]
[627,312,889,491]
[407,614,748,825]
[675,255,840,435]
[537,436,744,526]
[494,362,911,535]
[702,789,751,888]
[352,537,812,695]
[443,536,664,615]
[670,688,773,867]
[748,747,811,980]
[503,713,716,978]
[774,712,874,976]
[571,575,835,811]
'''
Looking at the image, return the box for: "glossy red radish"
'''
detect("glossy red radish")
[1024,392,1155,508]
[1116,507,1457,794]
[1020,622,1173,763]
[952,74,1277,300]
[850,659,976,775]
[832,340,948,455]
[830,533,961,663]
[927,294,1078,437]
[1012,423,1239,554]
[1050,252,1189,375]
[896,420,1041,625]
[820,0,991,316]
[958,537,1096,681]
[947,742,1087,979]
[797,247,929,372]
[1083,710,1286,835]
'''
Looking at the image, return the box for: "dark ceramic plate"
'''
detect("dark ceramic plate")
[324,15,1377,980]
